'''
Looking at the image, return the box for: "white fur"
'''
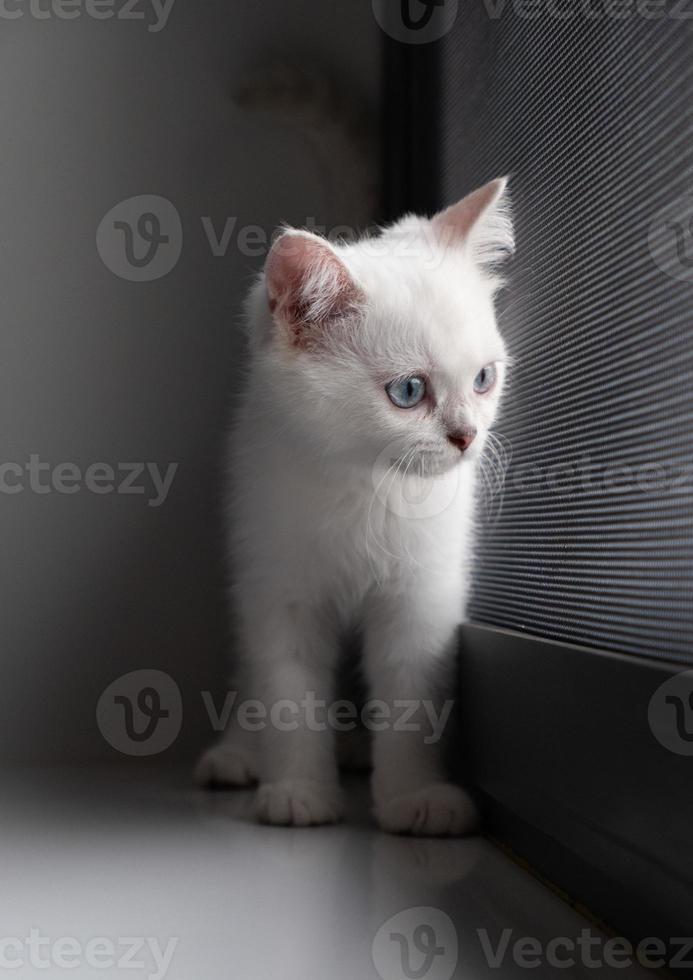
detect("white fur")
[196,179,513,835]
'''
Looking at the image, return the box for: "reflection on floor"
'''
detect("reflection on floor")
[0,767,651,979]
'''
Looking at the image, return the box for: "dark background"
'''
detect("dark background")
[0,1,379,763]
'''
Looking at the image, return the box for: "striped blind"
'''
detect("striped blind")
[433,12,693,661]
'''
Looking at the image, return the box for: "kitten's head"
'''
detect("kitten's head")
[250,178,513,477]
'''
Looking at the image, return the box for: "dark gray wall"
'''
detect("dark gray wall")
[0,0,380,763]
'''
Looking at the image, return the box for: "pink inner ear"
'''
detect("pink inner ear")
[265,233,315,311]
[265,232,361,349]
[431,176,507,247]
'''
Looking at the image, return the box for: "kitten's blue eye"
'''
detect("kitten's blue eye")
[386,375,427,409]
[473,363,497,394]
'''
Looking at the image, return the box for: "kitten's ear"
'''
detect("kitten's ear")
[431,176,514,266]
[265,230,363,350]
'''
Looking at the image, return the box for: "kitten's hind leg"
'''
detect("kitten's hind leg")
[194,728,259,789]
[251,602,343,826]
[194,669,259,788]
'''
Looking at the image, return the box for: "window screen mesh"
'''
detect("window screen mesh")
[431,13,693,661]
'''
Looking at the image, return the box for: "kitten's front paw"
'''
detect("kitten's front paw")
[375,783,477,837]
[194,744,257,788]
[256,780,343,827]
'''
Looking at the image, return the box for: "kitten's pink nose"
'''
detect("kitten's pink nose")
[448,427,477,453]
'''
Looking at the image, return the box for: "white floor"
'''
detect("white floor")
[0,767,651,979]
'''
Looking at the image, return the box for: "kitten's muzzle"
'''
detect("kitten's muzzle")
[447,427,477,453]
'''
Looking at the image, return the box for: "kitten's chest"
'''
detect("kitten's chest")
[239,449,474,602]
[289,469,469,591]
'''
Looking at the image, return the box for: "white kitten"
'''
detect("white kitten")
[196,178,514,835]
